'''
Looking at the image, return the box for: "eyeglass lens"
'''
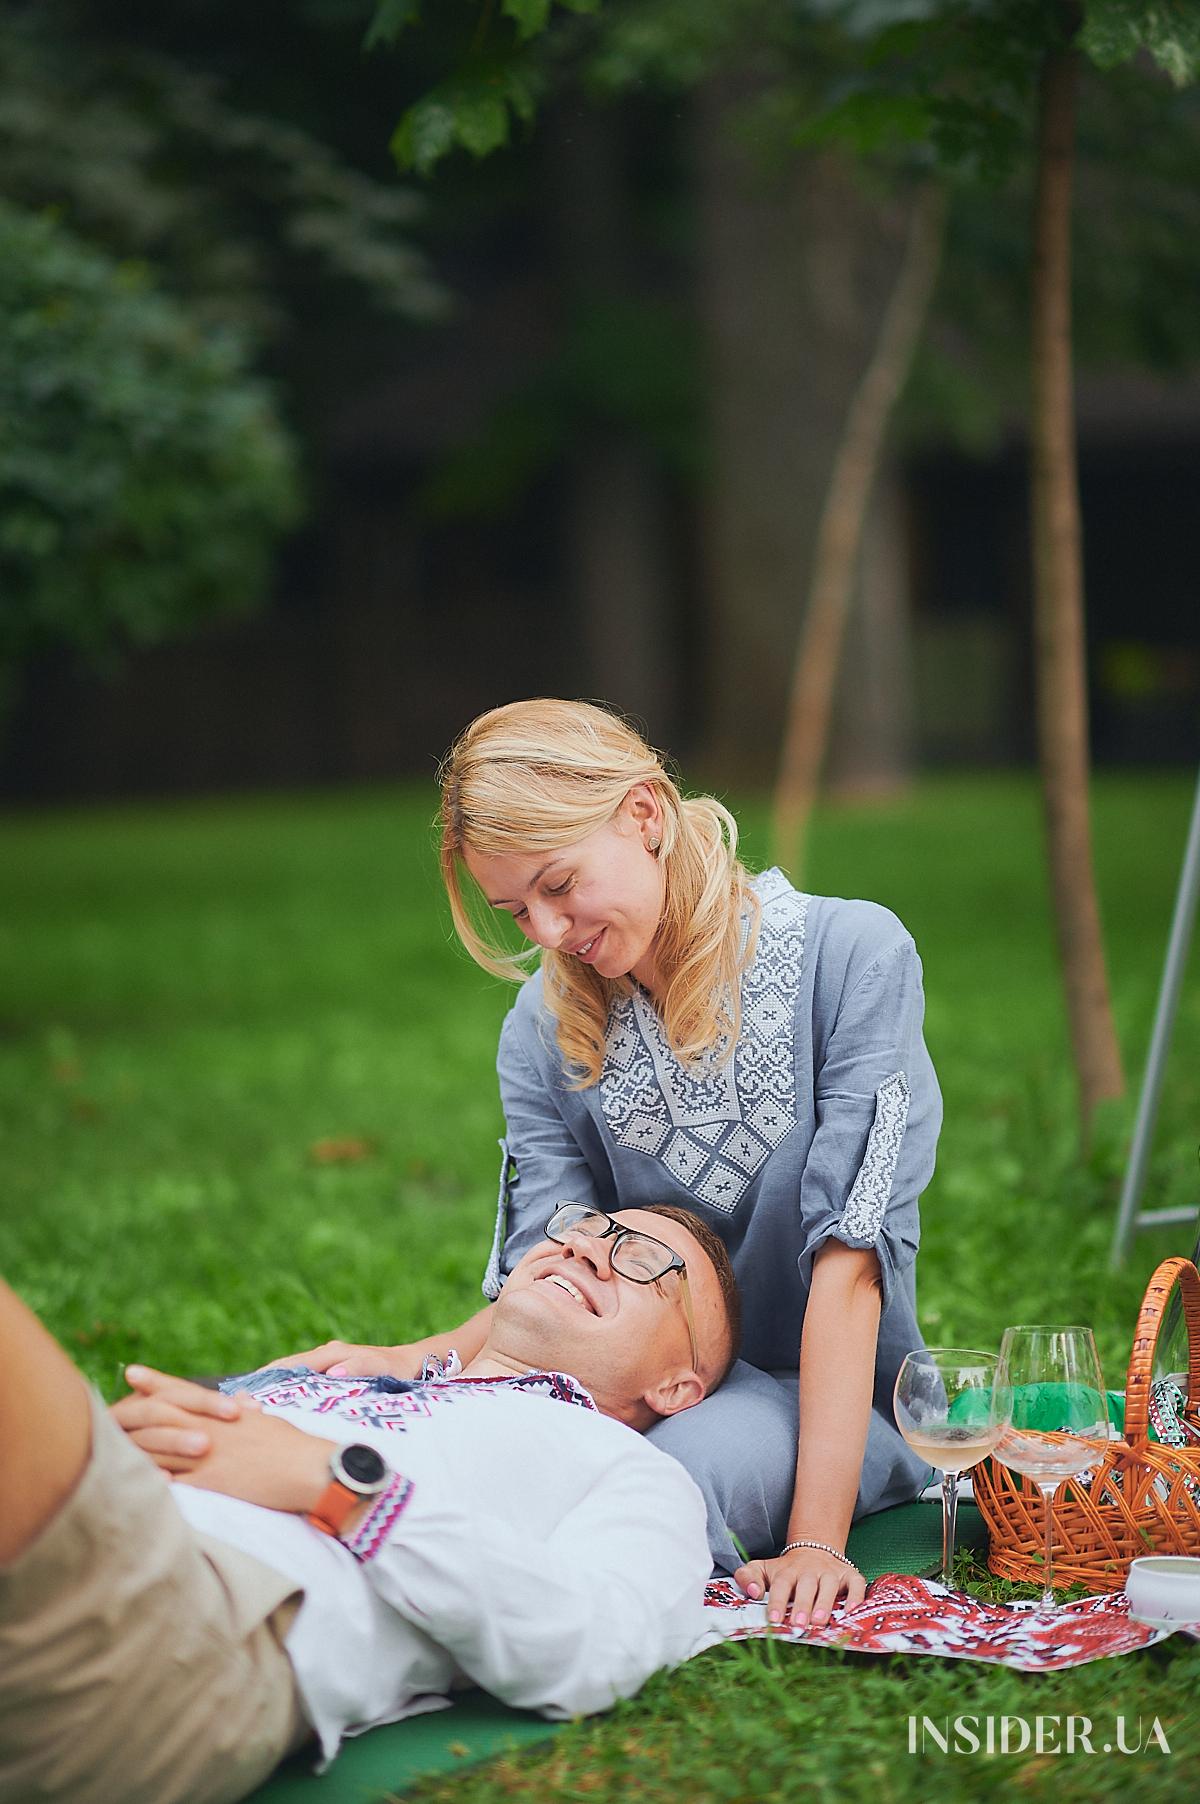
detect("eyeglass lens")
[547,1206,675,1280]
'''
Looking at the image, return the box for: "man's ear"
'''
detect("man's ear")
[641,1369,705,1420]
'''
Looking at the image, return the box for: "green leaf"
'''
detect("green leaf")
[364,0,421,52]
[390,61,544,174]
[501,0,552,42]
[452,92,511,157]
[390,99,459,175]
[1081,0,1200,86]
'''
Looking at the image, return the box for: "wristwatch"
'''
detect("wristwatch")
[305,1443,390,1538]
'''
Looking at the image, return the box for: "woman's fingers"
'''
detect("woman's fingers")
[738,1550,863,1627]
[768,1564,812,1625]
[733,1559,767,1601]
[326,1348,406,1378]
[792,1569,843,1628]
[253,1342,422,1380]
[254,1341,362,1375]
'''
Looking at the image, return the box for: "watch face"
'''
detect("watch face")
[337,1443,388,1490]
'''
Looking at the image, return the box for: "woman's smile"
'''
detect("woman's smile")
[462,805,666,992]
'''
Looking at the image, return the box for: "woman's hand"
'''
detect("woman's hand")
[255,1340,423,1380]
[735,1545,866,1628]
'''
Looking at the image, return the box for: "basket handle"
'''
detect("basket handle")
[1123,1256,1200,1444]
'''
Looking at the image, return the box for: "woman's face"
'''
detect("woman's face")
[462,786,666,991]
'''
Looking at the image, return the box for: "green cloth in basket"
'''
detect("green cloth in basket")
[948,1382,1129,1436]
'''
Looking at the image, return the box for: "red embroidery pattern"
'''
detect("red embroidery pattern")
[701,1573,1170,1672]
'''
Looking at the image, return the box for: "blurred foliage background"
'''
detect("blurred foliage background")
[1,0,1197,796]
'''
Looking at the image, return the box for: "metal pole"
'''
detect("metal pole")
[1111,767,1200,1267]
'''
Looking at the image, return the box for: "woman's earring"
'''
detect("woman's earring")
[649,836,661,855]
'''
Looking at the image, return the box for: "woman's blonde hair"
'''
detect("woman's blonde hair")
[438,698,760,1087]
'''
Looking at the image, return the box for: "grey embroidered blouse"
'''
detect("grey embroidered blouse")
[482,868,940,1405]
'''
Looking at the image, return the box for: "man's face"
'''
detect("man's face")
[492,1209,727,1427]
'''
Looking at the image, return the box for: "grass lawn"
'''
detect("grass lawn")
[2,772,1198,1800]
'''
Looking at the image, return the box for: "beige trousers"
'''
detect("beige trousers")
[0,1390,311,1804]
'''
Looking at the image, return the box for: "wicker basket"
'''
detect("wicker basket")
[973,1255,1200,1595]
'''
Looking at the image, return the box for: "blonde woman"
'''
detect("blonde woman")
[288,700,939,1629]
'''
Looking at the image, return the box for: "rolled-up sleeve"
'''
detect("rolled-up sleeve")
[796,934,941,1314]
[482,1002,601,1299]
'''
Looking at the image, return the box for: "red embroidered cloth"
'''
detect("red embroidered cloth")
[701,1573,1191,1672]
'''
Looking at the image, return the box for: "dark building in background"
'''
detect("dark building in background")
[2,48,1197,804]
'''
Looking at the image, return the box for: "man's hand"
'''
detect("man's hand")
[112,1366,338,1515]
[256,1340,423,1380]
[109,1366,258,1469]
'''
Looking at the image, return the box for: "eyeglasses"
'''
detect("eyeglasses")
[543,1203,699,1373]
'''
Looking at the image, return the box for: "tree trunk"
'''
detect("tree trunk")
[771,184,944,879]
[1030,13,1125,1134]
[693,78,915,785]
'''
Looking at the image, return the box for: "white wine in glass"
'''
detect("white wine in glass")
[993,1325,1109,1613]
[894,1348,1003,1588]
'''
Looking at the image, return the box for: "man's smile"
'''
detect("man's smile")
[537,1271,600,1314]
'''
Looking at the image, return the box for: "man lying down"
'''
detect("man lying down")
[0,1204,740,1804]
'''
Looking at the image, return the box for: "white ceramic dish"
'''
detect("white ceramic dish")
[1125,1555,1200,1631]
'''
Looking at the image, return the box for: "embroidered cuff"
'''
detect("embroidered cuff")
[482,1136,514,1301]
[837,1071,910,1243]
[343,1472,415,1563]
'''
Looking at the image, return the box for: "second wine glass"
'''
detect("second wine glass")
[894,1348,1003,1589]
[993,1325,1109,1613]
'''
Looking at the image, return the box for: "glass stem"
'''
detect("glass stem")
[1039,1483,1056,1611]
[940,1470,959,1588]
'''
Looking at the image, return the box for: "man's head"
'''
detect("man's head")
[492,1204,741,1428]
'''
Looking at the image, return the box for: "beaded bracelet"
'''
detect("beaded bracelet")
[780,1537,861,1573]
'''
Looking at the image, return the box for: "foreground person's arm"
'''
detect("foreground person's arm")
[736,1242,881,1623]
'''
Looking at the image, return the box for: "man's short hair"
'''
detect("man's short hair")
[628,1204,741,1387]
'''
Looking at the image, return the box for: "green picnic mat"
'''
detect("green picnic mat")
[249,1500,983,1801]
[847,1495,989,1582]
[255,1694,561,1802]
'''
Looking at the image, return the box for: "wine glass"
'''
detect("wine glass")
[894,1348,1003,1588]
[992,1325,1109,1613]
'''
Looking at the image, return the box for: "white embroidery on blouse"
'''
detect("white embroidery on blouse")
[837,1071,910,1242]
[600,870,807,1214]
